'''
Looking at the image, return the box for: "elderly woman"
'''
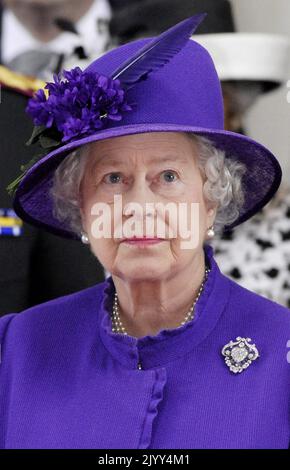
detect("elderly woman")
[1,14,290,449]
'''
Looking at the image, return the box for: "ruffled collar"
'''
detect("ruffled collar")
[97,243,231,370]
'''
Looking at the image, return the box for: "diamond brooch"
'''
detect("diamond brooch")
[221,337,260,374]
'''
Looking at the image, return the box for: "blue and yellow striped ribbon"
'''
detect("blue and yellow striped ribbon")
[0,209,23,236]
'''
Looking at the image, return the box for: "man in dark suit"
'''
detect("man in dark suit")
[0,0,114,315]
[0,70,106,316]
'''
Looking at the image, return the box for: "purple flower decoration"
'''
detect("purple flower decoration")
[26,67,134,143]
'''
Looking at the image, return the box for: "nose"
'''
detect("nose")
[122,173,156,219]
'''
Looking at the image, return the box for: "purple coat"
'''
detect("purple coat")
[1,244,290,449]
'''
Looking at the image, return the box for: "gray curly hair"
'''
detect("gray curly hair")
[49,132,247,237]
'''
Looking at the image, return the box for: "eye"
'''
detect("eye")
[103,172,123,184]
[160,170,179,183]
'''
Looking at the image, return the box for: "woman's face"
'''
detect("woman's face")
[80,132,216,281]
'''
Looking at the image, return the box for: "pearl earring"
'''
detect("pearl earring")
[207,225,215,238]
[81,231,89,244]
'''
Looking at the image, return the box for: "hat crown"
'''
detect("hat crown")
[85,37,224,130]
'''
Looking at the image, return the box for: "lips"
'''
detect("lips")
[123,237,163,241]
[120,237,165,246]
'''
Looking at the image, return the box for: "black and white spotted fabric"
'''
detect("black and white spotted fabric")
[211,184,290,308]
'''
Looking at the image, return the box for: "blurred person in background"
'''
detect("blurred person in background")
[108,0,235,44]
[0,0,113,316]
[193,0,290,308]
[1,0,112,78]
[108,0,290,307]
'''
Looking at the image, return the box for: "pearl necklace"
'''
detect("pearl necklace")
[111,266,211,335]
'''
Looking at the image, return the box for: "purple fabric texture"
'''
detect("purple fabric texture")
[0,244,290,449]
[13,36,282,240]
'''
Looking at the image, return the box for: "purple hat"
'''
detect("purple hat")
[8,14,282,241]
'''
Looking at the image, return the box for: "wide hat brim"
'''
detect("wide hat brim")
[13,121,282,240]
